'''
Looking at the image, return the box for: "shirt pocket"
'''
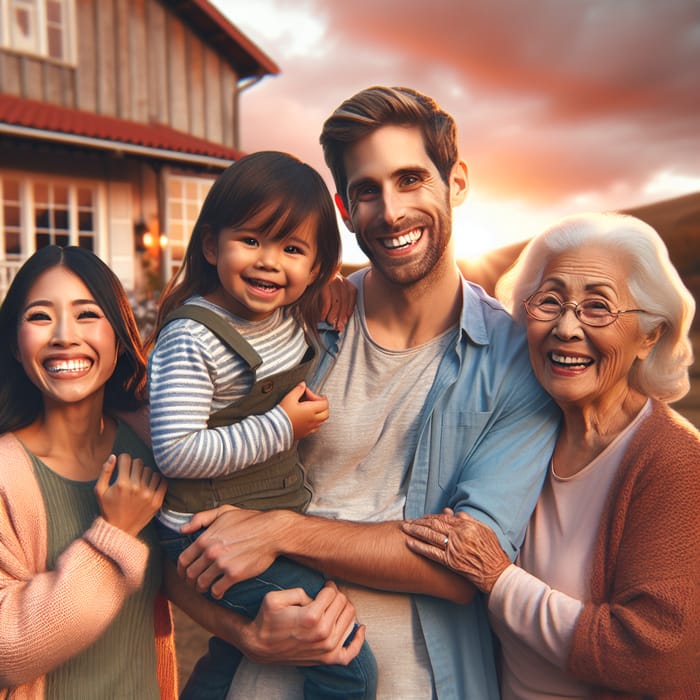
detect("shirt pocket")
[437,409,492,489]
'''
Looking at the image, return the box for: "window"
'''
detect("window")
[45,0,65,60]
[165,174,214,278]
[1,177,22,258]
[76,186,95,250]
[34,181,70,248]
[0,175,97,259]
[8,0,39,54]
[0,0,74,63]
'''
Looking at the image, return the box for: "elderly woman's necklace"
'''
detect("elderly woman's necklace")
[551,439,610,478]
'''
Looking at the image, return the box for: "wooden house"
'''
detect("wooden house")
[0,0,279,298]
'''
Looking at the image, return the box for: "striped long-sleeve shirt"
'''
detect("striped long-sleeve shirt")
[148,297,308,480]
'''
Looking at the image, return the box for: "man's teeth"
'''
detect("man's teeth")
[382,230,422,249]
[551,352,592,366]
[45,359,91,374]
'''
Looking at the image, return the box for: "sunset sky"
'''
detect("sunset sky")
[210,0,700,262]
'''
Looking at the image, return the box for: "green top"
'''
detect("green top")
[30,421,162,700]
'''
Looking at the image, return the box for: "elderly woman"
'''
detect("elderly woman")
[403,212,700,699]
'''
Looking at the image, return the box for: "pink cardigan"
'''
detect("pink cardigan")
[0,431,176,699]
[568,401,700,698]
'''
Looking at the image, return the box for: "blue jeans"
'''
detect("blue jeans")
[157,521,377,700]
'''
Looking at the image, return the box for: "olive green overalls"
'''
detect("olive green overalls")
[161,305,314,514]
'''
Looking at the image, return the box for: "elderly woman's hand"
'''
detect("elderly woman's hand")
[402,511,511,594]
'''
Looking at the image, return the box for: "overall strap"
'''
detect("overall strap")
[207,345,315,429]
[163,305,262,371]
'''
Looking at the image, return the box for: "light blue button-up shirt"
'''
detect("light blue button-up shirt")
[314,276,560,699]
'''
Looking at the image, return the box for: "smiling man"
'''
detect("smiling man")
[179,86,560,699]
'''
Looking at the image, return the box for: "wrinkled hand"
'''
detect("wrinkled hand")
[319,273,357,331]
[178,506,288,598]
[401,511,510,593]
[95,453,166,536]
[280,382,329,441]
[241,581,365,666]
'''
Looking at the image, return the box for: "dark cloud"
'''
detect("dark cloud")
[217,0,700,212]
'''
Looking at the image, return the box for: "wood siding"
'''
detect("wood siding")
[0,0,239,147]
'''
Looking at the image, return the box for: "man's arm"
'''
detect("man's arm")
[162,560,366,666]
[178,507,475,604]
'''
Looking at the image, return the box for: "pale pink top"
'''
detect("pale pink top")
[488,401,650,700]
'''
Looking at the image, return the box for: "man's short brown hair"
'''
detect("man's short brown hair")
[320,86,459,207]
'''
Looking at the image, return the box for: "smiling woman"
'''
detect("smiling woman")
[0,246,149,432]
[0,245,176,699]
[403,212,700,699]
[15,266,120,410]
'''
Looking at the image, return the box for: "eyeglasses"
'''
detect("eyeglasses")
[523,291,647,328]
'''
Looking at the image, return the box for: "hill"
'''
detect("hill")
[458,191,700,299]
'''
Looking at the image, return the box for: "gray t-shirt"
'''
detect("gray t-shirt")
[227,270,456,699]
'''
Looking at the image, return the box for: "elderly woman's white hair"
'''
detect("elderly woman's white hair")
[496,211,696,403]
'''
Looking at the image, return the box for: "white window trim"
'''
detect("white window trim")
[0,0,76,65]
[163,170,215,278]
[1,171,99,260]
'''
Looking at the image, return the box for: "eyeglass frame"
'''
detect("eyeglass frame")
[523,291,648,328]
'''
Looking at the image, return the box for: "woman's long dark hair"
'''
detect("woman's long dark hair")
[147,151,341,349]
[0,246,147,433]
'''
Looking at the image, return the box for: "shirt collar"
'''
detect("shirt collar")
[324,270,498,350]
[458,277,492,346]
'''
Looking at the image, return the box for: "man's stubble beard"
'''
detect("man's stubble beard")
[357,205,453,291]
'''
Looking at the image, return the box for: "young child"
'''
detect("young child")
[148,151,377,699]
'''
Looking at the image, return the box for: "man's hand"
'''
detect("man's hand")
[241,582,365,666]
[178,506,290,598]
[280,382,329,441]
[164,561,365,667]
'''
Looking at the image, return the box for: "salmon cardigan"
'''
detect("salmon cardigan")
[0,431,177,699]
[567,401,700,699]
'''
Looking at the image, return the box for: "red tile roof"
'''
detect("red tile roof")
[0,93,244,164]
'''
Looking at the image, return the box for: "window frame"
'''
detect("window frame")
[1,173,99,260]
[0,0,76,65]
[164,172,215,280]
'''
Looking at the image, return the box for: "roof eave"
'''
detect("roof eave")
[165,0,280,79]
[0,122,234,169]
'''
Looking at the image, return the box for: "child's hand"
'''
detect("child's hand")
[280,382,329,440]
[320,273,356,331]
[95,454,167,536]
